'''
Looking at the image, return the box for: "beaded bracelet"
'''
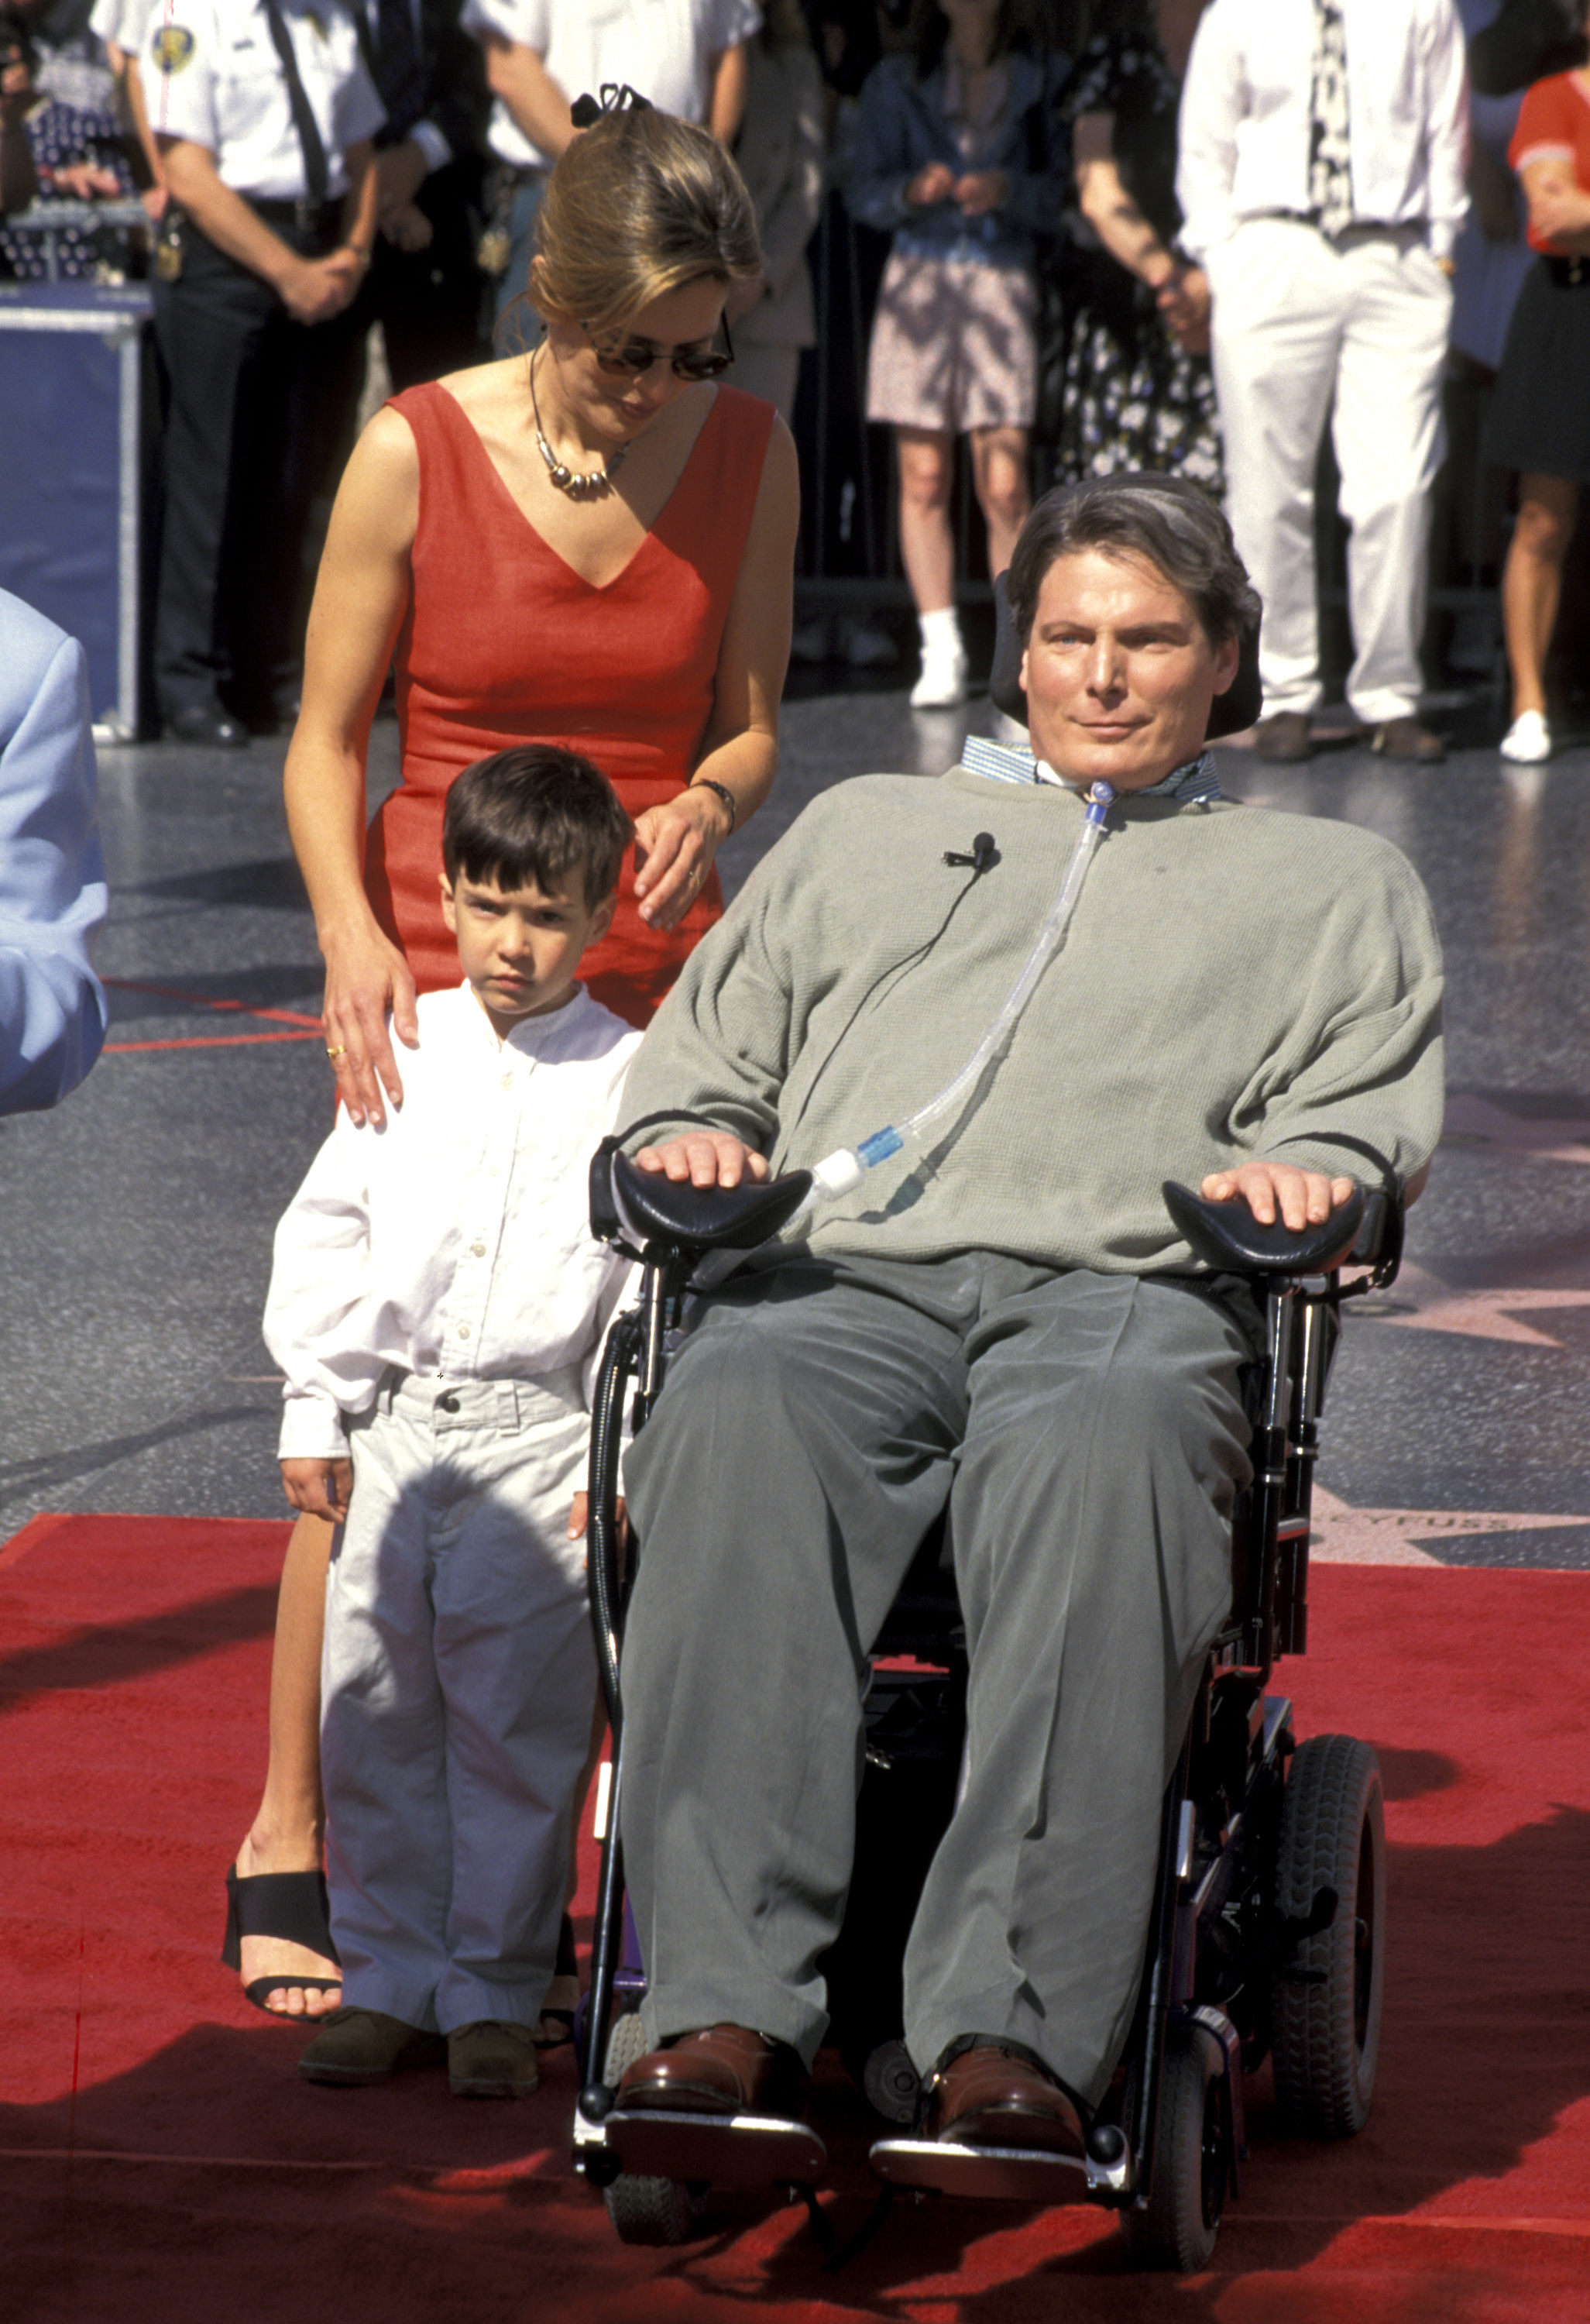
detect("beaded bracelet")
[689,776,737,833]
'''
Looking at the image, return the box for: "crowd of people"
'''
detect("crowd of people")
[2,0,1588,755]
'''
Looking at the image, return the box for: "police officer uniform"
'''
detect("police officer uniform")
[148,0,383,738]
[352,0,490,389]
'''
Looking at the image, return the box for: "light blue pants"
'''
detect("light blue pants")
[321,1367,595,2033]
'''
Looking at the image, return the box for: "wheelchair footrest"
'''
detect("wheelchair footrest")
[870,2135,1129,2202]
[605,2107,828,2189]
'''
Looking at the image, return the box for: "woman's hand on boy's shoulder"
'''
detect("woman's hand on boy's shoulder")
[281,1456,353,1524]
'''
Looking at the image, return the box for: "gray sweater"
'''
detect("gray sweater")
[620,768,1445,1275]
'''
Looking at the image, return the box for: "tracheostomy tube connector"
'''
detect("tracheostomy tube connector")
[788,779,1117,1227]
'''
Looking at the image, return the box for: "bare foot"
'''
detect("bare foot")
[233,1827,342,2019]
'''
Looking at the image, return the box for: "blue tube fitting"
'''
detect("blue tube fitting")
[857,1126,904,1168]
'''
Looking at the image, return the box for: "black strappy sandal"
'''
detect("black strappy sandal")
[222,1866,342,2016]
[533,1912,579,2051]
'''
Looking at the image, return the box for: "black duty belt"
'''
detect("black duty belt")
[249,195,344,242]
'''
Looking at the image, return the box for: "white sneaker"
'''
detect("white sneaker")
[1499,710,1551,763]
[910,642,968,709]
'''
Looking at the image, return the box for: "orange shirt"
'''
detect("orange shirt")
[1510,71,1590,253]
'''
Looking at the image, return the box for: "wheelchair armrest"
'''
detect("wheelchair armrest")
[591,1142,814,1253]
[1162,1181,1368,1277]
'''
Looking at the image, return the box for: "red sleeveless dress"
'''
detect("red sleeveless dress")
[365,381,777,1028]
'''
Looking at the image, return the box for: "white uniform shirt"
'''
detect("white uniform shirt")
[1176,0,1470,264]
[145,0,384,200]
[91,0,154,53]
[460,0,761,170]
[264,981,641,1459]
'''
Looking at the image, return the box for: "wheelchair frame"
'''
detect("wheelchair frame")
[570,1149,1403,2269]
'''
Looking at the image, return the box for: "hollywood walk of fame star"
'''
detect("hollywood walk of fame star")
[1310,1487,1590,1567]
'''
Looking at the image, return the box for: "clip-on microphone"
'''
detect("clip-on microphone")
[943,832,997,873]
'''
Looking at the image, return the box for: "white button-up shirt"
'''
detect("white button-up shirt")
[461,0,761,171]
[146,0,385,201]
[1176,0,1470,264]
[265,980,640,1459]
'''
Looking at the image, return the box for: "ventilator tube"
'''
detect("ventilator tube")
[786,779,1117,1232]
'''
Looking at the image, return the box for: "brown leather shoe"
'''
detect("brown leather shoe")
[1371,715,1445,762]
[931,2044,1086,2157]
[1252,711,1312,761]
[616,2024,806,2118]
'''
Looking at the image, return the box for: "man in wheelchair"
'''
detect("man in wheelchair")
[598,476,1444,2192]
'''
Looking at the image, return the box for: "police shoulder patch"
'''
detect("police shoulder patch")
[150,23,197,72]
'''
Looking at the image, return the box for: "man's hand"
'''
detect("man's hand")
[634,1132,768,1189]
[43,161,123,200]
[279,253,359,325]
[281,1456,352,1522]
[1156,263,1211,353]
[380,200,433,253]
[1200,1161,1355,1231]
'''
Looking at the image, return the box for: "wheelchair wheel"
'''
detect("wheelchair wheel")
[1121,2019,1226,2273]
[601,2010,709,2247]
[1272,1733,1386,2138]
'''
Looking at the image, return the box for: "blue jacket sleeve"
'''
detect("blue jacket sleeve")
[0,600,109,1114]
[846,58,922,232]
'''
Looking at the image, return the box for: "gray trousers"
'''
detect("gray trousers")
[620,1254,1256,2109]
[322,1369,595,2034]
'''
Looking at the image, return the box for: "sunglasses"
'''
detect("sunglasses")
[581,315,735,382]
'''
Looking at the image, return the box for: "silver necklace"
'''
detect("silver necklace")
[529,346,627,500]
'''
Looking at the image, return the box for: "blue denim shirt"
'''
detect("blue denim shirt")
[846,49,1069,270]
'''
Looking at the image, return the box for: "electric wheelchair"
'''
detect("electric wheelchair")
[569,1145,1403,2273]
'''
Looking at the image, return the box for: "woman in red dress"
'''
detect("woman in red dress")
[225,101,798,2017]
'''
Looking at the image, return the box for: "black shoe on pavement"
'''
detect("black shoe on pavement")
[1252,712,1312,762]
[165,704,249,748]
[1370,716,1445,762]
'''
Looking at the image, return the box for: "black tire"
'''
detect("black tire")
[601,2011,709,2247]
[1272,1733,1386,2138]
[1120,2020,1226,2274]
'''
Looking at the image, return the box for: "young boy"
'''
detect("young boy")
[263,745,639,2099]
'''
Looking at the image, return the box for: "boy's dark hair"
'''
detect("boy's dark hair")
[441,746,633,905]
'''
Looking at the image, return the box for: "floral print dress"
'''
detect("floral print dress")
[1053,30,1223,492]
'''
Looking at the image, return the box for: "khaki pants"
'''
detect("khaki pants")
[1208,218,1453,727]
[322,1368,595,2033]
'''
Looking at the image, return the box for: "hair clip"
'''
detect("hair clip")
[569,83,654,129]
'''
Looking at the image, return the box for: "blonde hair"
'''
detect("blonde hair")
[531,108,764,333]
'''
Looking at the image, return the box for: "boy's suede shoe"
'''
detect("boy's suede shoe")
[298,2007,445,2086]
[448,2019,541,2098]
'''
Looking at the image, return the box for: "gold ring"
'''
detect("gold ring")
[326,1044,347,1059]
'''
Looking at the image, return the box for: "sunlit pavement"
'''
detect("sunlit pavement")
[2,691,1586,1565]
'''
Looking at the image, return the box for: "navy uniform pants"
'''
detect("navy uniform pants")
[151,206,362,728]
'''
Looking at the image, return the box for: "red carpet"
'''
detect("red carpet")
[2,1513,1588,2322]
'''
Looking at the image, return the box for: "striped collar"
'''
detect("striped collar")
[960,734,1222,803]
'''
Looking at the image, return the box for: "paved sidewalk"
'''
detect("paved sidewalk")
[1,696,1587,1558]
